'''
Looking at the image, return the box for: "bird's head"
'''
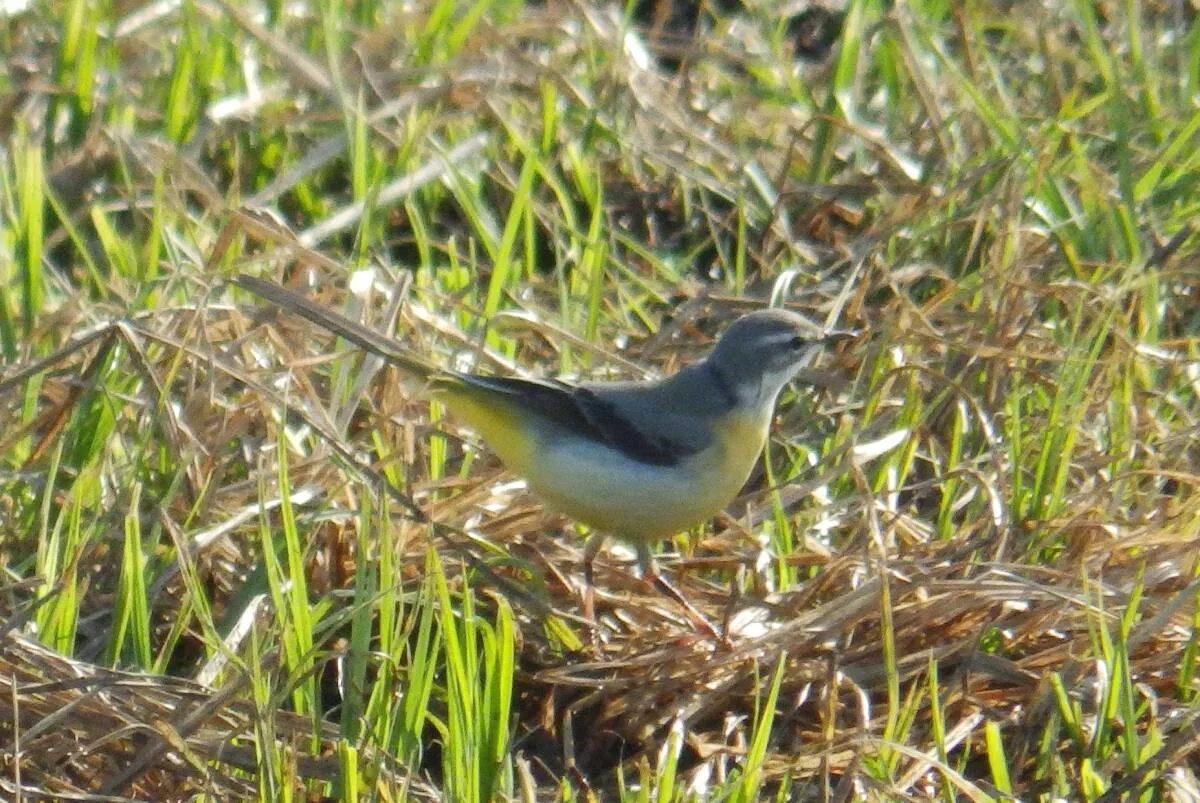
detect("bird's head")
[707,308,857,407]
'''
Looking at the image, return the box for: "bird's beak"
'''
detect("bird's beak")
[820,328,861,345]
[792,329,858,389]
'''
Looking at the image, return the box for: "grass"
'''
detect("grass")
[2,0,1200,799]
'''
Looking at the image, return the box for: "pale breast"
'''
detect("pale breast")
[524,411,770,540]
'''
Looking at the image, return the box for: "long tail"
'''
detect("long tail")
[233,274,435,380]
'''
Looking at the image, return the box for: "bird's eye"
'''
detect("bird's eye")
[790,335,806,350]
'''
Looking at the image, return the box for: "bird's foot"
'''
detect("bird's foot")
[643,565,733,650]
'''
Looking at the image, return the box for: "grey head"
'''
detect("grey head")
[704,308,855,409]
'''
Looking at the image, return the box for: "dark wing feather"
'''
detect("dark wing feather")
[455,375,699,466]
[570,386,700,466]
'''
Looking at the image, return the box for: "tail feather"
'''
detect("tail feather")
[232,274,434,380]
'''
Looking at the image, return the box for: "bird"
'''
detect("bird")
[233,273,854,637]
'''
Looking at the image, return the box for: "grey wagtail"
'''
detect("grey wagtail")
[233,274,854,635]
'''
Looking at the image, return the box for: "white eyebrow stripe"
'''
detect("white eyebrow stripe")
[759,331,801,346]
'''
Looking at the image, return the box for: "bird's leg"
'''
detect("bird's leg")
[581,532,606,627]
[636,543,730,646]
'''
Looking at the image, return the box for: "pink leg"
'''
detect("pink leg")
[636,543,730,647]
[581,532,605,627]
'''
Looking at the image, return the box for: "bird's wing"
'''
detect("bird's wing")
[452,374,705,467]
